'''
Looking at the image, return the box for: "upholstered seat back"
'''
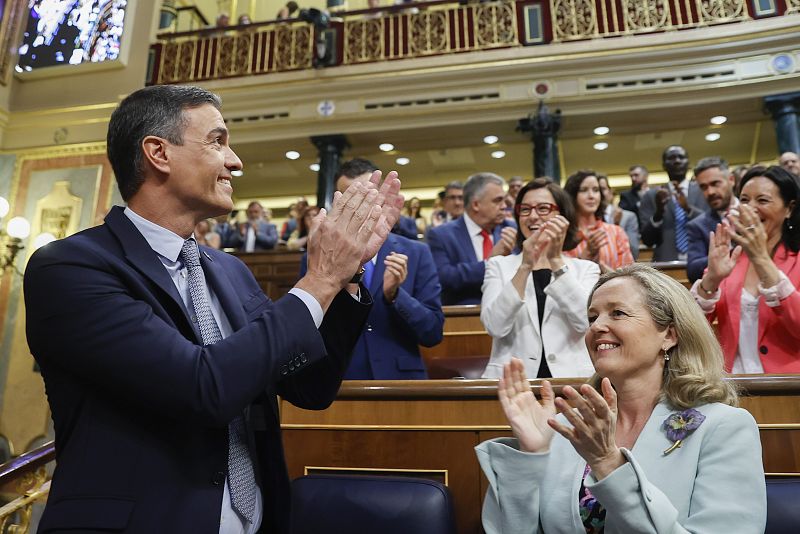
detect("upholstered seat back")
[290,474,456,534]
[766,476,800,534]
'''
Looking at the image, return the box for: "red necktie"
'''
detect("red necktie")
[481,229,492,260]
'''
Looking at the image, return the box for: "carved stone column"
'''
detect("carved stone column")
[311,135,350,210]
[765,92,800,155]
[517,102,562,182]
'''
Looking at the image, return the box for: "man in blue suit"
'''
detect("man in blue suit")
[686,156,737,283]
[24,85,403,534]
[427,172,517,305]
[320,160,444,378]
[229,201,279,251]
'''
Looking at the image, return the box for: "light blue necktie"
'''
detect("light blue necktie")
[672,196,688,254]
[181,239,256,522]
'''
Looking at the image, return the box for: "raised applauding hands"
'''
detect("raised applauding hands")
[491,227,518,258]
[549,378,625,480]
[704,223,742,289]
[498,358,555,453]
[299,170,403,310]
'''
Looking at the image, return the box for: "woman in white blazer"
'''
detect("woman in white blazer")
[476,264,766,534]
[481,179,599,379]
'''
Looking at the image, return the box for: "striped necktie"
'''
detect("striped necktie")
[672,196,688,254]
[181,239,256,522]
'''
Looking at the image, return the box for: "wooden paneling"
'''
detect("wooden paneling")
[281,376,800,534]
[232,249,303,301]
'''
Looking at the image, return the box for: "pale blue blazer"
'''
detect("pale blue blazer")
[476,401,766,534]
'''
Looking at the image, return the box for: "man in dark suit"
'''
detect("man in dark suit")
[619,164,650,219]
[24,85,403,533]
[229,201,279,251]
[321,160,444,378]
[427,172,517,305]
[686,156,737,282]
[639,145,708,262]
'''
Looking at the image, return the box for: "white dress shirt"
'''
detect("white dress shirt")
[463,213,491,261]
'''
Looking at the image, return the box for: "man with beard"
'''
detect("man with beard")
[685,157,738,282]
[639,145,708,262]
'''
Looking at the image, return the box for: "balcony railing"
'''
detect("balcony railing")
[148,0,796,85]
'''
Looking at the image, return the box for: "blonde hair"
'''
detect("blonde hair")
[587,264,737,409]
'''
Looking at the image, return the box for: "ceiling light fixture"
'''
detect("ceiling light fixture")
[491,150,506,159]
[483,135,499,145]
[285,150,300,160]
[379,143,395,152]
[395,157,410,165]
[593,142,609,151]
[593,126,610,136]
[705,133,721,142]
[309,163,320,172]
[710,116,727,125]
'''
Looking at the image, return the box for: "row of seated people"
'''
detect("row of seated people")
[300,155,800,381]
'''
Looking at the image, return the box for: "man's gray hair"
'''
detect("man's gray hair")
[693,156,728,177]
[464,172,505,207]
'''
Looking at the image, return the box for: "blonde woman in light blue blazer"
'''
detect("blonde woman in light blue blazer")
[476,264,766,534]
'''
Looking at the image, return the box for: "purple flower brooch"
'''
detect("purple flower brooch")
[662,408,706,455]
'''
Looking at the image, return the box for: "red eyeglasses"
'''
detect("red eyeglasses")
[515,203,560,217]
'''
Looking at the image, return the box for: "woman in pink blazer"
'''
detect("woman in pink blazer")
[692,165,800,373]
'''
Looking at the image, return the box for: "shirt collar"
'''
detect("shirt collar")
[668,178,689,196]
[463,212,484,236]
[124,207,191,263]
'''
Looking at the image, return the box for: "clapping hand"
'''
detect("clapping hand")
[549,378,625,480]
[727,203,769,262]
[354,170,404,263]
[704,223,742,289]
[542,215,569,261]
[498,358,555,453]
[491,227,518,258]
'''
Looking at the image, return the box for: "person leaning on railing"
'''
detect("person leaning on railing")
[480,178,598,379]
[477,264,765,534]
[692,165,800,374]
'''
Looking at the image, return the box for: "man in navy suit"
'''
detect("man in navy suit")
[427,172,517,305]
[313,160,445,379]
[639,145,708,262]
[686,157,738,282]
[24,85,403,533]
[229,201,279,251]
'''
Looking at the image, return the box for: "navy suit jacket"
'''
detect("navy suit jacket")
[427,217,515,305]
[229,220,279,251]
[391,215,419,240]
[24,206,369,534]
[299,234,444,379]
[686,209,723,283]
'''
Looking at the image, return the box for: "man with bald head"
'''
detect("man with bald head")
[779,151,800,177]
[639,145,708,262]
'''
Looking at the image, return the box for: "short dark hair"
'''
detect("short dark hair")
[337,158,378,180]
[444,181,463,194]
[693,156,728,177]
[464,172,504,207]
[107,85,221,201]
[563,169,605,220]
[739,165,800,252]
[513,178,579,251]
[629,164,649,175]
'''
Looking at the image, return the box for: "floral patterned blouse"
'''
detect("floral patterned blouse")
[578,463,606,533]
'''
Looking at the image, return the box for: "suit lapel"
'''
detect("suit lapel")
[455,218,479,262]
[104,207,192,325]
[201,249,247,331]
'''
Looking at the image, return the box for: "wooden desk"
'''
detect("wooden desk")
[281,376,800,534]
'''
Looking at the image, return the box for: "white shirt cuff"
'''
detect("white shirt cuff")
[650,217,663,228]
[690,279,719,313]
[759,271,795,307]
[288,287,324,328]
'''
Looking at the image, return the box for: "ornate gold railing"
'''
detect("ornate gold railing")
[550,0,750,42]
[148,0,794,85]
[151,21,313,84]
[342,1,518,65]
[0,441,54,532]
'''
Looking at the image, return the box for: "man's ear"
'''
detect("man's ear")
[141,136,170,175]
